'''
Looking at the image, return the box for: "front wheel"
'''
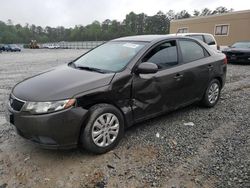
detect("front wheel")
[201,79,221,107]
[80,104,124,154]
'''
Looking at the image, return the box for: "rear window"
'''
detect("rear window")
[187,35,204,42]
[179,40,206,63]
[204,35,216,45]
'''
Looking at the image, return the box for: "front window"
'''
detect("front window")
[73,41,145,72]
[142,40,178,69]
[231,42,250,49]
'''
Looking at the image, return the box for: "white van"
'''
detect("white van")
[175,33,219,50]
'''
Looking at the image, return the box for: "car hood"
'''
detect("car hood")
[223,48,250,53]
[13,64,115,101]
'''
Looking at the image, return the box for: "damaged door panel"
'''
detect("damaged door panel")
[132,40,184,121]
[132,66,193,122]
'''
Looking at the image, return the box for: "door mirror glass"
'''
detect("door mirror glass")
[136,62,158,74]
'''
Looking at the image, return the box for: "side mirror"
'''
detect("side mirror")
[136,62,158,74]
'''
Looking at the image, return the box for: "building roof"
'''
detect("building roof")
[171,9,250,23]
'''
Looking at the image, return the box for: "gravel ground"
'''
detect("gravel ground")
[0,49,249,188]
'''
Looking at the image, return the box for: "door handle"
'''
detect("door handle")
[174,73,183,80]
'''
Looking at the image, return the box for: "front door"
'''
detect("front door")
[132,40,187,121]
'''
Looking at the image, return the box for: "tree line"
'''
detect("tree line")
[0,6,232,43]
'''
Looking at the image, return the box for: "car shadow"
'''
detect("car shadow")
[229,62,250,65]
[125,103,199,132]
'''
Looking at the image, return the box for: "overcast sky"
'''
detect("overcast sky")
[0,0,249,28]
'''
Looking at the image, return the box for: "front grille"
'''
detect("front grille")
[9,95,25,111]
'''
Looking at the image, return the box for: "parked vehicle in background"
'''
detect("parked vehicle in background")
[222,41,250,64]
[0,44,4,52]
[4,44,21,52]
[6,35,227,154]
[2,45,9,51]
[47,44,60,49]
[175,33,219,50]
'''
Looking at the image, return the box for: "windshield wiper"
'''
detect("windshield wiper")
[76,66,108,73]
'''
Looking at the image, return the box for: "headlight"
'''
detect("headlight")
[22,99,76,114]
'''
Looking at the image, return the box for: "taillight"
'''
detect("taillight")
[223,57,227,64]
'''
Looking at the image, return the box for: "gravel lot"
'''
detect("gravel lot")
[0,49,249,188]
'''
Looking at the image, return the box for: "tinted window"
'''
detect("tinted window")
[143,41,178,69]
[179,40,206,63]
[187,35,204,42]
[204,35,216,45]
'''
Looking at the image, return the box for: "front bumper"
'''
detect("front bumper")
[5,104,88,149]
[226,55,250,64]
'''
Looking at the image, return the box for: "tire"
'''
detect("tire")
[201,79,221,107]
[80,104,124,154]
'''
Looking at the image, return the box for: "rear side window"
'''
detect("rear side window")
[204,35,216,45]
[143,40,178,69]
[187,35,204,42]
[179,40,206,63]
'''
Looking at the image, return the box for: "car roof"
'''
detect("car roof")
[176,32,214,36]
[112,35,180,42]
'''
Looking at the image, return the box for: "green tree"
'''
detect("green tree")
[0,7,233,43]
[175,10,191,19]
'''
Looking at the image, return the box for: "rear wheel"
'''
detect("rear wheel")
[201,79,221,107]
[80,104,124,154]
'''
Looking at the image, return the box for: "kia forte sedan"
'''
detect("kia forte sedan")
[6,35,227,154]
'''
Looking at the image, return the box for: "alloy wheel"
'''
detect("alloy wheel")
[91,113,119,147]
[208,83,219,104]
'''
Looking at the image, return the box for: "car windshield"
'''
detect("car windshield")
[73,41,145,72]
[231,42,250,49]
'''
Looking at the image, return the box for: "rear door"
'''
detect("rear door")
[177,39,211,103]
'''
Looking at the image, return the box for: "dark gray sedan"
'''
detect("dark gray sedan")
[6,35,227,154]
